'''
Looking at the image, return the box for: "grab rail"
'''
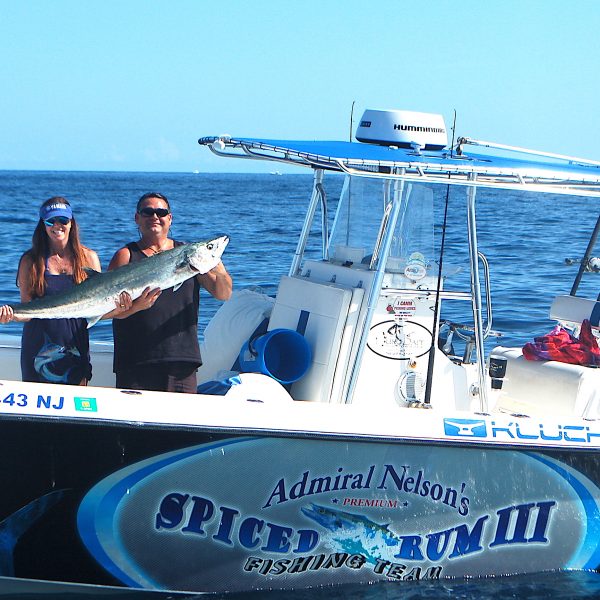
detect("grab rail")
[479,251,493,337]
[467,176,489,412]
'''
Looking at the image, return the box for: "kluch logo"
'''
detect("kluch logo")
[444,419,487,438]
[444,417,600,444]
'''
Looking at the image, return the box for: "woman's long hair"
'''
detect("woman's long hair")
[20,197,90,298]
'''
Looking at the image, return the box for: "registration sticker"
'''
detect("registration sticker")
[74,397,98,412]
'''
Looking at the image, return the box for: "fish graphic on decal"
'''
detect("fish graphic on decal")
[301,503,401,563]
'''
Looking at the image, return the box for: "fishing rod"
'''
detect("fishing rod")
[570,213,600,297]
[423,182,452,406]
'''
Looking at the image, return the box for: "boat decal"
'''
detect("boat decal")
[443,419,487,437]
[77,437,252,588]
[74,397,97,412]
[0,390,64,411]
[527,452,600,570]
[444,417,600,445]
[367,320,432,360]
[76,438,600,592]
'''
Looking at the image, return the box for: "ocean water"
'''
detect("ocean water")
[0,170,599,598]
[0,171,314,343]
[1,171,598,347]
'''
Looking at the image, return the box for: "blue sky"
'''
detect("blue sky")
[2,1,599,173]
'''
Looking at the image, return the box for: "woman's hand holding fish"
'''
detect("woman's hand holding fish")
[0,305,14,324]
[109,287,161,320]
[101,291,134,320]
[114,291,133,314]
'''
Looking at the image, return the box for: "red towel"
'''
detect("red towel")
[522,319,600,366]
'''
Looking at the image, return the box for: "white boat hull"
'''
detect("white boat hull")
[0,372,597,593]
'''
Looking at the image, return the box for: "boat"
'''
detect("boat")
[0,108,600,595]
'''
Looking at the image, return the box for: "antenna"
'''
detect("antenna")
[349,101,356,142]
[450,109,457,157]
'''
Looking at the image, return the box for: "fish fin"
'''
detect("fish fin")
[86,315,103,328]
[83,267,101,278]
[173,282,183,292]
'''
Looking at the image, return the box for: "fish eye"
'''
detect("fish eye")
[207,243,214,250]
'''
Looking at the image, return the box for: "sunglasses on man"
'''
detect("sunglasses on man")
[138,207,170,218]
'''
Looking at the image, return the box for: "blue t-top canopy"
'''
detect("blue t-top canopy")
[198,136,600,197]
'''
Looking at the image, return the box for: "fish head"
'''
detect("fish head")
[33,339,83,384]
[301,503,358,532]
[301,503,394,540]
[35,337,81,362]
[188,235,229,274]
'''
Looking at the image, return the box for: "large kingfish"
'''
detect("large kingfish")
[8,236,229,327]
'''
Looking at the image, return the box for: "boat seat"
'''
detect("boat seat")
[489,296,600,418]
[0,334,22,381]
[549,295,600,330]
[89,341,116,387]
[300,259,373,289]
[489,346,600,419]
[267,275,363,402]
[197,289,275,385]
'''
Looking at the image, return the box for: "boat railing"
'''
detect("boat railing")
[379,288,472,301]
[456,136,600,168]
[334,159,600,197]
[290,169,325,277]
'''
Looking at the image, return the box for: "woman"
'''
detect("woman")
[0,197,129,385]
[109,192,232,393]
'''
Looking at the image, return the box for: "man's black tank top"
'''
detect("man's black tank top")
[112,241,202,372]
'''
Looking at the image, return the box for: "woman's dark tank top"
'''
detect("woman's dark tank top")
[112,241,202,372]
[21,262,92,384]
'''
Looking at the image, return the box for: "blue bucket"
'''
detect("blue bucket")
[238,328,312,384]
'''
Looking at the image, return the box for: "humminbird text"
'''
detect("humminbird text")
[394,125,445,133]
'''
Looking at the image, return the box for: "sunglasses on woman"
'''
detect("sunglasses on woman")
[43,216,71,227]
[138,207,170,218]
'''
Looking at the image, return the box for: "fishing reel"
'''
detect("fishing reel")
[438,319,502,364]
[564,256,600,272]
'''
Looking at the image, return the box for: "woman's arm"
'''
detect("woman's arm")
[17,254,34,303]
[7,255,35,322]
[1,256,34,323]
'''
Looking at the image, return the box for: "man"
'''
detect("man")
[109,192,232,393]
